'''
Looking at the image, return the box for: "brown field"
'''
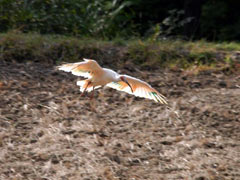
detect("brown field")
[0,61,240,180]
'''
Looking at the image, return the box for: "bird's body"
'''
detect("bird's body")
[58,59,167,104]
[92,68,119,86]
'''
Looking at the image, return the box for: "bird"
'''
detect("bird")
[57,58,167,104]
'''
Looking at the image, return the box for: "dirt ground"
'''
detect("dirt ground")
[0,61,240,180]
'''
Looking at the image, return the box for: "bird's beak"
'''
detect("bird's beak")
[124,80,134,93]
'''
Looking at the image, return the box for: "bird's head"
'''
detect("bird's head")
[119,75,134,93]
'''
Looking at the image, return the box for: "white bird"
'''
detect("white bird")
[57,58,167,104]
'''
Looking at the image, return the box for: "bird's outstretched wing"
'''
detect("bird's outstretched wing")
[107,75,167,104]
[57,59,103,78]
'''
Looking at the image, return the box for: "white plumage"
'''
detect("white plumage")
[58,58,167,104]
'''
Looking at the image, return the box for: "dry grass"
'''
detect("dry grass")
[0,61,240,179]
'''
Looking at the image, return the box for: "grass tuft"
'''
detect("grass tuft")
[1,31,240,73]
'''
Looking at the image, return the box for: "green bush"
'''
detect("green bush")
[0,0,134,38]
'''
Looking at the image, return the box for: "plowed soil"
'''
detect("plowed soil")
[0,61,240,180]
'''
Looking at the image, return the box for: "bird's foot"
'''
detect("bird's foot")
[90,94,94,100]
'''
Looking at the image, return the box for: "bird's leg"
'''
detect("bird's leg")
[81,81,91,97]
[90,101,97,113]
[90,86,95,100]
[90,86,97,112]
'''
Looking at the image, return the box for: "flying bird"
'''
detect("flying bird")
[58,59,167,104]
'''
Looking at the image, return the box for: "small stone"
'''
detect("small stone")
[30,139,37,143]
[218,81,227,87]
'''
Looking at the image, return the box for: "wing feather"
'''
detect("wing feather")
[107,75,167,104]
[57,59,103,78]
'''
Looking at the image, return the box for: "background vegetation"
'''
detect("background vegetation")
[1,31,240,73]
[1,0,240,41]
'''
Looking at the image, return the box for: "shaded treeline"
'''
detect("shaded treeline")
[0,0,240,41]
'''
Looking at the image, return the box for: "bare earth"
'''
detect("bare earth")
[0,61,240,180]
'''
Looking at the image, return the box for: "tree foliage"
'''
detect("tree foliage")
[0,0,134,38]
[0,0,240,41]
